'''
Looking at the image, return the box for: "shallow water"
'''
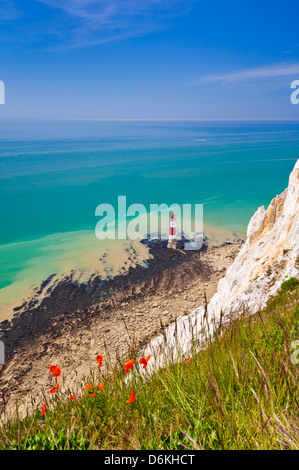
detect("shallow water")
[0,119,298,317]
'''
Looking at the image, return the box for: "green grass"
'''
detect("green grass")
[280,277,299,292]
[1,280,299,450]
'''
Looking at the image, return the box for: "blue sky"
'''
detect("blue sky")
[0,0,299,119]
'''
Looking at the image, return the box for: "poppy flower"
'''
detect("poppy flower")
[185,356,191,363]
[41,403,47,416]
[85,383,91,390]
[49,383,59,394]
[97,383,104,389]
[49,365,61,377]
[90,393,95,398]
[70,394,76,400]
[53,367,61,378]
[126,390,136,404]
[49,388,56,394]
[124,359,134,373]
[139,354,151,369]
[96,354,103,367]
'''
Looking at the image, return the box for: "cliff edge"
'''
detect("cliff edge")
[202,158,299,320]
[145,160,299,362]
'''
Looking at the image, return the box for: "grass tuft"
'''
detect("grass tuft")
[1,281,299,450]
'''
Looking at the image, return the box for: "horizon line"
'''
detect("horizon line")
[1,117,299,122]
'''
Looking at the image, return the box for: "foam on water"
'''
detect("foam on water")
[0,119,298,320]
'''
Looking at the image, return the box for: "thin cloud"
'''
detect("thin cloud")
[198,63,299,85]
[0,0,22,20]
[33,0,191,50]
[36,0,187,22]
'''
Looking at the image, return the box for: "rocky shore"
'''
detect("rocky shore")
[0,238,243,415]
[143,160,299,369]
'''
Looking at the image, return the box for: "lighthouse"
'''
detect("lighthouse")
[167,212,183,250]
[169,212,176,241]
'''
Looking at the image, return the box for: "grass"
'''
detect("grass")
[281,277,299,292]
[1,280,299,450]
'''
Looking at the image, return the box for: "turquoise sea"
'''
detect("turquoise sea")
[0,120,298,313]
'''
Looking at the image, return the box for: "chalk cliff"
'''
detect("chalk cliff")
[145,160,299,363]
[201,158,299,320]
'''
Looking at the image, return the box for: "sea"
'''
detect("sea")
[0,119,298,318]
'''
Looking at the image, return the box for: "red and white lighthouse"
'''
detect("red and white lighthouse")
[169,212,176,241]
[167,212,183,249]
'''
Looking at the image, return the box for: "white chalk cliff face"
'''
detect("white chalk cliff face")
[145,160,299,364]
[202,158,299,320]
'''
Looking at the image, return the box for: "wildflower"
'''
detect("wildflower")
[70,394,76,400]
[49,365,61,377]
[139,354,150,369]
[126,390,136,404]
[185,356,191,363]
[90,393,95,398]
[85,383,91,391]
[97,383,104,389]
[96,354,103,367]
[124,359,134,373]
[49,383,59,394]
[53,367,61,378]
[41,403,47,416]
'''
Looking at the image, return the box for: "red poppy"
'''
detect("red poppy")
[96,354,103,367]
[85,383,91,390]
[90,393,95,398]
[49,383,59,394]
[41,403,47,416]
[49,365,61,377]
[185,356,191,363]
[124,359,134,373]
[70,394,76,400]
[97,383,104,389]
[53,367,61,378]
[126,390,136,404]
[139,354,151,369]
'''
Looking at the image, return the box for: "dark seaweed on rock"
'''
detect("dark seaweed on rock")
[0,240,210,360]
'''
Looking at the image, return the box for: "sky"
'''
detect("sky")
[0,0,299,120]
